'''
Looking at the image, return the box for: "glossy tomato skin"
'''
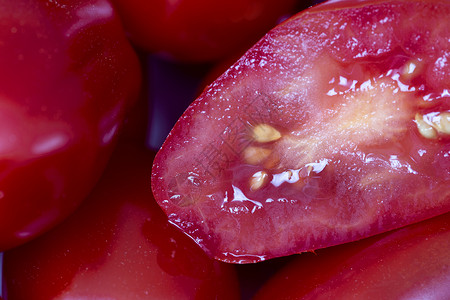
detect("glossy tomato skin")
[253,212,450,300]
[110,0,303,62]
[0,0,141,250]
[3,144,240,300]
[151,0,450,263]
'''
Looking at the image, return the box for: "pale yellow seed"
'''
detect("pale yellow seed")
[415,113,437,139]
[299,165,314,178]
[252,124,281,143]
[243,146,272,165]
[401,60,422,80]
[250,171,269,191]
[286,170,293,180]
[434,112,450,135]
[403,61,417,75]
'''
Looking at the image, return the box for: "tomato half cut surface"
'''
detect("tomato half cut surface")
[151,0,450,263]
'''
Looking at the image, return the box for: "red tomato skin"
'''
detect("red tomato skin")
[2,144,240,300]
[0,0,141,250]
[151,0,450,263]
[253,212,450,300]
[110,0,302,62]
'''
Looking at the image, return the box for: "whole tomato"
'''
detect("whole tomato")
[0,0,141,250]
[253,212,450,299]
[3,144,240,300]
[110,0,303,62]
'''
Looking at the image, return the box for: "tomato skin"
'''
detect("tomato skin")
[0,0,141,250]
[2,144,240,300]
[110,0,302,62]
[151,0,450,263]
[253,212,450,300]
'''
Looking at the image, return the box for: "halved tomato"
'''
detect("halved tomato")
[152,0,450,263]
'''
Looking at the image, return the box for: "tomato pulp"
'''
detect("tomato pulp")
[152,0,450,263]
[0,0,141,250]
[3,144,240,299]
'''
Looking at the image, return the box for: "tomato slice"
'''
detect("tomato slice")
[152,0,450,263]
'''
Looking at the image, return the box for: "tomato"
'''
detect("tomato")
[109,0,304,62]
[3,144,240,300]
[253,212,450,299]
[0,0,141,250]
[151,0,450,263]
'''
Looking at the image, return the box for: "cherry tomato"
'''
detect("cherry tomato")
[253,212,450,299]
[3,144,240,299]
[151,0,450,263]
[0,0,141,250]
[110,0,303,62]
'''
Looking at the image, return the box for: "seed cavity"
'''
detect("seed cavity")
[250,171,269,191]
[243,146,271,165]
[252,124,281,143]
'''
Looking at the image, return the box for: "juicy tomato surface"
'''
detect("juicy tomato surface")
[253,212,450,300]
[152,0,450,263]
[3,144,240,300]
[109,0,305,62]
[0,0,141,251]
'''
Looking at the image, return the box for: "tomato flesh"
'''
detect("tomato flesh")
[152,0,450,263]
